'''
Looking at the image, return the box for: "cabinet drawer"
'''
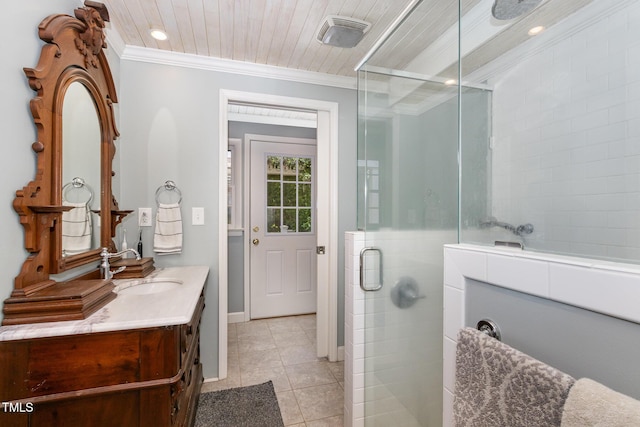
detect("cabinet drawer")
[181,294,204,360]
[172,354,202,426]
[0,331,141,399]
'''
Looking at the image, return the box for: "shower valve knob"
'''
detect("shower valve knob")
[390,277,425,309]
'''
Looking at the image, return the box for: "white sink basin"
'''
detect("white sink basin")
[118,279,182,295]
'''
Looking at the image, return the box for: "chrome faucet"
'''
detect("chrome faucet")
[100,247,141,280]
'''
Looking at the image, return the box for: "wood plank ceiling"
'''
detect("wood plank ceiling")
[102,0,415,77]
[101,0,594,79]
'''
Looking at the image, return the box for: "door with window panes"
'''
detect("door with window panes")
[250,138,316,318]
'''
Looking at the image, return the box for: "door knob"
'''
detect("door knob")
[252,238,260,246]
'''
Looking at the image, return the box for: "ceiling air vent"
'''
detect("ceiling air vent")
[316,15,371,48]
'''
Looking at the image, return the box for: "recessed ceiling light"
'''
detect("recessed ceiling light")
[150,29,168,41]
[444,79,457,86]
[528,26,545,36]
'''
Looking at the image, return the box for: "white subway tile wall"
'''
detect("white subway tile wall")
[344,232,365,427]
[489,0,640,262]
[345,231,453,427]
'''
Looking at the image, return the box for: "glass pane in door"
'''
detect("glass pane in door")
[264,154,314,234]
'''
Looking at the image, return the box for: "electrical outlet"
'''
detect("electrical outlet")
[139,208,152,227]
[192,207,205,226]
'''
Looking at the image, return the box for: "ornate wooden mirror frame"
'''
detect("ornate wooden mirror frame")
[3,1,127,325]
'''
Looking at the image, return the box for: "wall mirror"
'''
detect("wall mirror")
[61,81,102,258]
[3,1,126,324]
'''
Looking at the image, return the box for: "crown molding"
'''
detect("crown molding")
[119,45,357,90]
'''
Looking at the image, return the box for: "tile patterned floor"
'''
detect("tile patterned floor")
[201,314,345,426]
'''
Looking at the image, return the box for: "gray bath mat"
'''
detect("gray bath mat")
[195,381,284,427]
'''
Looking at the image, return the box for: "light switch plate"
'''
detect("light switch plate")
[138,208,152,227]
[192,207,205,226]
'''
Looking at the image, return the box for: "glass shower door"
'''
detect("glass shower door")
[357,68,460,426]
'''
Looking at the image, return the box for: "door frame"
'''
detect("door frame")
[245,134,318,320]
[218,90,339,379]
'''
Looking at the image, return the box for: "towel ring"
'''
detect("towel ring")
[155,180,182,205]
[62,177,93,205]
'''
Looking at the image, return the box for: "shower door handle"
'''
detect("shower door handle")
[359,247,383,292]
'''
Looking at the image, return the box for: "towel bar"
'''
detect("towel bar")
[477,318,501,341]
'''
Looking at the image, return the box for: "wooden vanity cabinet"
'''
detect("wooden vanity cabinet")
[0,294,204,427]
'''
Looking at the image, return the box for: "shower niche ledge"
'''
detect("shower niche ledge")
[444,243,640,326]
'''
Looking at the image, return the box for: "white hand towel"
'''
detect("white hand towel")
[62,201,92,256]
[153,203,183,255]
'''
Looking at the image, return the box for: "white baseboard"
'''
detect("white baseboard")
[228,312,245,324]
[203,377,219,383]
[338,346,345,362]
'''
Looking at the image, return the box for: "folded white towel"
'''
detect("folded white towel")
[62,201,92,256]
[561,378,640,427]
[153,203,182,255]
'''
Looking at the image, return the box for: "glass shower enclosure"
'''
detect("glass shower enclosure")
[357,77,490,425]
[357,0,640,424]
[357,71,457,426]
[356,1,491,424]
[357,69,457,426]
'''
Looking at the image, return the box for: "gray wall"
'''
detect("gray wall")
[228,234,244,314]
[227,122,317,314]
[397,99,459,230]
[117,59,357,378]
[0,0,93,299]
[466,279,640,399]
[360,88,489,231]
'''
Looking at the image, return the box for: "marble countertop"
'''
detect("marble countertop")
[0,266,209,342]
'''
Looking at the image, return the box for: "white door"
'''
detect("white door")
[250,139,317,319]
